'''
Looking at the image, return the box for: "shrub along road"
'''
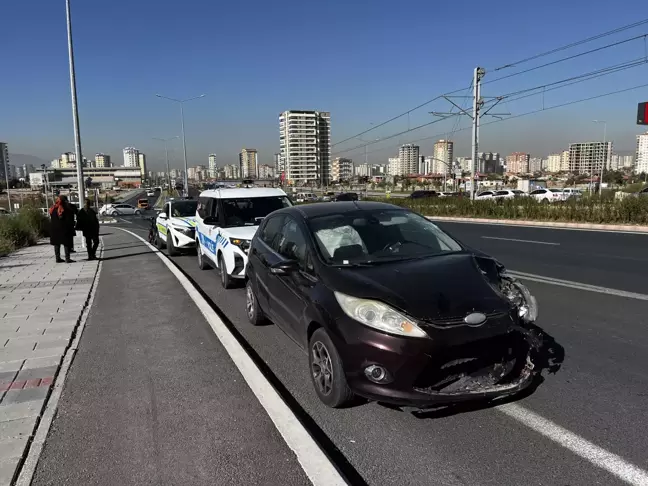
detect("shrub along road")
[37,217,644,486]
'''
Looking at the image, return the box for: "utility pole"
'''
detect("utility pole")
[65,0,85,207]
[470,67,485,201]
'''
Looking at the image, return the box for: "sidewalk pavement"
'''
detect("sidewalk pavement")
[426,215,648,233]
[0,236,99,486]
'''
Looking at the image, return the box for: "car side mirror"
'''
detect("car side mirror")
[203,216,219,225]
[158,213,167,220]
[270,260,300,275]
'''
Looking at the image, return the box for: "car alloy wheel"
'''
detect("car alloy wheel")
[197,243,209,270]
[308,328,354,408]
[245,280,266,326]
[219,254,233,289]
[312,341,333,396]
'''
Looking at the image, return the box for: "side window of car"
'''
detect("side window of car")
[276,217,312,271]
[530,190,541,195]
[260,215,285,251]
[197,197,208,219]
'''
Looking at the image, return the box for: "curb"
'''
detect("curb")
[426,216,648,233]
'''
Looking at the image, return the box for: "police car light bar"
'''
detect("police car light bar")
[638,102,648,125]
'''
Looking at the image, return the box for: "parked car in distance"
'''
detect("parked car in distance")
[409,190,437,199]
[561,188,583,199]
[100,204,141,216]
[245,201,541,409]
[334,192,359,202]
[528,188,567,203]
[295,192,317,203]
[493,189,527,200]
[320,191,336,202]
[475,190,496,200]
[146,190,156,197]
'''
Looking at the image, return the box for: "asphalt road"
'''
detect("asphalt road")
[83,216,647,486]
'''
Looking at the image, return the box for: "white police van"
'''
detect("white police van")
[195,184,292,288]
[155,198,199,256]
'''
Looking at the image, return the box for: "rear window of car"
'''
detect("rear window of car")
[549,189,562,193]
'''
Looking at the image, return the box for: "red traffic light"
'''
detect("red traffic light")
[638,102,648,125]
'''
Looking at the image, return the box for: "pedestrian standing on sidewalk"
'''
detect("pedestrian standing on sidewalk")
[68,201,78,254]
[76,200,100,260]
[49,195,76,263]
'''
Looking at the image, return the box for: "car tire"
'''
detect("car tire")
[245,279,265,326]
[167,234,178,256]
[197,242,210,270]
[134,210,142,216]
[110,211,118,217]
[219,253,233,289]
[309,328,354,408]
[155,230,166,249]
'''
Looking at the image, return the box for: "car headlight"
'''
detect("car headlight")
[499,275,538,323]
[173,226,194,236]
[229,238,250,251]
[334,291,428,338]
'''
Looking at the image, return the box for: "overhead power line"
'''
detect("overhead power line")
[492,18,648,71]
[339,80,648,160]
[334,19,648,151]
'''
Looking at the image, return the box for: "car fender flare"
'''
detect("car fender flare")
[302,301,341,348]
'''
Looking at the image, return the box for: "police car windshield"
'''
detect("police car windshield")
[222,196,291,227]
[171,200,198,217]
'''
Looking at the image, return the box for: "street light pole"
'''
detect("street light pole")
[153,136,179,194]
[593,120,607,195]
[65,0,85,207]
[156,94,206,197]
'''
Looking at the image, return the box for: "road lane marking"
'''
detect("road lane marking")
[498,404,648,486]
[508,271,648,301]
[430,218,648,235]
[482,236,560,245]
[115,228,348,486]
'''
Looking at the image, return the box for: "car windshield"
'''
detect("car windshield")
[171,200,198,217]
[222,196,292,227]
[307,209,463,265]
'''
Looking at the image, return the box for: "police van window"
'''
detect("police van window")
[260,215,285,251]
[197,197,208,218]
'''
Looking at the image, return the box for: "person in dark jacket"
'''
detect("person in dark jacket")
[76,200,100,260]
[49,195,76,263]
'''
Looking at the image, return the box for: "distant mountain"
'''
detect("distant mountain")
[8,153,48,169]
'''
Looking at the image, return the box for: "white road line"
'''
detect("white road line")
[118,217,132,224]
[482,236,560,245]
[498,404,648,486]
[115,228,347,486]
[508,270,648,301]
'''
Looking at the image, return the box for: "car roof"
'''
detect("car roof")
[273,201,404,219]
[198,187,287,199]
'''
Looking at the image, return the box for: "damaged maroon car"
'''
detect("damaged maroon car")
[245,202,542,409]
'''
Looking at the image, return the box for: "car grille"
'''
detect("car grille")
[413,331,531,395]
[419,311,511,329]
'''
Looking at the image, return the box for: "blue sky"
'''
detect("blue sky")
[2,0,648,170]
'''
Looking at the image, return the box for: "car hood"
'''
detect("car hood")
[221,226,258,240]
[169,216,197,227]
[329,252,511,322]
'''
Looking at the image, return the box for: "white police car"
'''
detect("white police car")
[155,198,199,256]
[195,185,292,288]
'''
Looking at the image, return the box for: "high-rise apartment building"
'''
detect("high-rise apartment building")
[547,154,562,173]
[433,140,453,174]
[123,147,139,168]
[60,152,76,169]
[279,110,331,185]
[273,153,281,175]
[388,157,402,176]
[0,143,9,183]
[331,157,353,181]
[506,152,531,174]
[223,164,240,179]
[568,142,612,174]
[138,153,147,177]
[208,154,217,178]
[636,132,648,174]
[95,153,111,168]
[239,148,258,178]
[258,164,275,179]
[398,144,419,175]
[528,157,543,173]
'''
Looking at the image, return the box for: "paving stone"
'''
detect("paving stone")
[1,387,48,406]
[22,357,60,370]
[16,366,57,382]
[0,455,21,485]
[1,341,36,354]
[0,364,22,376]
[0,347,66,363]
[0,400,44,422]
[0,437,29,459]
[0,416,37,440]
